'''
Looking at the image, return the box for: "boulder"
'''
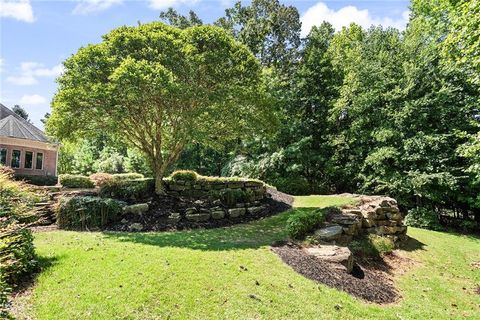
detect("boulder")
[314,225,343,241]
[168,212,181,223]
[123,203,149,215]
[228,208,246,218]
[305,245,354,273]
[247,206,265,215]
[186,212,210,222]
[211,210,225,220]
[129,223,143,231]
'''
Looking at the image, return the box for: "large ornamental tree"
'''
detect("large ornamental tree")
[47,22,273,194]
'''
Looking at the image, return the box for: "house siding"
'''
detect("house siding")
[0,143,57,176]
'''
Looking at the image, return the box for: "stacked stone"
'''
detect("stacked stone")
[164,179,267,201]
[314,196,407,244]
[168,200,269,223]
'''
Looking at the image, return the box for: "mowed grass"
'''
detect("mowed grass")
[13,196,480,319]
[293,194,358,208]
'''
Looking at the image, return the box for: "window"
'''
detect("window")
[25,151,33,169]
[11,150,21,168]
[36,153,43,170]
[0,149,6,165]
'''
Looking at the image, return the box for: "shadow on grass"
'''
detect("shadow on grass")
[13,255,62,295]
[398,236,426,252]
[102,210,293,251]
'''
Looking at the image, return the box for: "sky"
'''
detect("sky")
[0,0,410,128]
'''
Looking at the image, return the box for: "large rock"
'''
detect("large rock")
[186,212,210,222]
[228,208,246,218]
[247,206,265,215]
[305,245,354,273]
[123,203,149,215]
[211,210,225,220]
[314,225,343,241]
[129,223,143,231]
[167,212,181,223]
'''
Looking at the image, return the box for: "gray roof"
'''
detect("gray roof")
[0,103,53,143]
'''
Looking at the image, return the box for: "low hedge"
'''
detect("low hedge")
[89,173,114,187]
[286,208,327,239]
[56,196,125,230]
[14,174,58,186]
[99,178,155,201]
[112,173,144,181]
[59,174,95,189]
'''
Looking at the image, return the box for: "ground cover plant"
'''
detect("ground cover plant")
[11,195,480,319]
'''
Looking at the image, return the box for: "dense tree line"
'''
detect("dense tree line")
[52,0,479,223]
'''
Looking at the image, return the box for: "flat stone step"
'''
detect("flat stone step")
[305,245,353,273]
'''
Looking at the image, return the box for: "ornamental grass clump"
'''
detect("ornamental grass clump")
[56,196,125,230]
[170,170,199,182]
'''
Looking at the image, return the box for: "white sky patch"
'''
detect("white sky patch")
[73,0,123,15]
[148,0,199,10]
[7,62,64,86]
[19,94,47,105]
[301,2,409,36]
[0,0,35,23]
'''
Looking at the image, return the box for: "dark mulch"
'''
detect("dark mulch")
[105,189,292,232]
[272,243,400,304]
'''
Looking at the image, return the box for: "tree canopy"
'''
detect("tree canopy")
[48,22,273,193]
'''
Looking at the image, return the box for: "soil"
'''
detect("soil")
[104,188,292,232]
[272,242,405,304]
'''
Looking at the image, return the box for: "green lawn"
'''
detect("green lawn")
[293,194,358,208]
[13,196,480,319]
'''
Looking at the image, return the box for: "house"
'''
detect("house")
[0,103,59,177]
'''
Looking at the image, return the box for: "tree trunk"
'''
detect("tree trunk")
[154,170,166,195]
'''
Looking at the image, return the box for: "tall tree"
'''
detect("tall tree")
[48,22,273,194]
[159,8,203,29]
[215,0,301,73]
[12,105,30,122]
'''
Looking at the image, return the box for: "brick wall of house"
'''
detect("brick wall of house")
[0,143,57,176]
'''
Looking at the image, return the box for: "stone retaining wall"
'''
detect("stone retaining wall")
[164,179,267,201]
[316,196,408,244]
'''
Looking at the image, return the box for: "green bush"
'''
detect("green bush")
[0,172,38,317]
[112,173,144,181]
[286,208,326,239]
[56,196,125,230]
[59,174,94,189]
[99,178,155,201]
[271,176,312,196]
[405,208,443,231]
[208,188,255,206]
[170,170,198,182]
[14,174,58,186]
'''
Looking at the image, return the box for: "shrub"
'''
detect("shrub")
[56,196,125,230]
[99,178,155,201]
[271,176,312,196]
[0,173,38,317]
[208,188,255,206]
[286,208,326,239]
[0,165,14,177]
[89,173,114,187]
[112,173,144,181]
[14,174,58,186]
[170,170,198,182]
[405,208,443,231]
[59,174,94,189]
[459,220,479,232]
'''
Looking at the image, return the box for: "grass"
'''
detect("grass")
[12,196,480,319]
[293,194,357,208]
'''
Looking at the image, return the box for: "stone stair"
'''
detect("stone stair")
[33,200,56,226]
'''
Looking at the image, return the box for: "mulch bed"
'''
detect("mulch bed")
[104,189,292,232]
[272,242,400,304]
